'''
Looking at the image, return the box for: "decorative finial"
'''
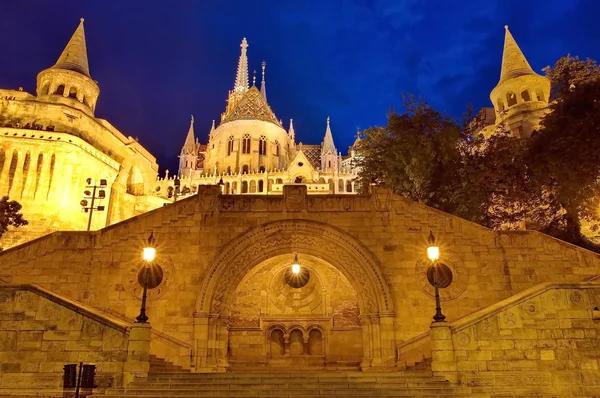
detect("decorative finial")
[504,25,508,30]
[253,70,257,86]
[261,61,266,83]
[241,37,248,49]
[80,18,85,23]
[191,115,194,123]
[327,116,330,124]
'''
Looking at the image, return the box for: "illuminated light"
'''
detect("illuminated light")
[291,253,300,274]
[427,231,440,262]
[143,232,156,262]
[143,247,156,262]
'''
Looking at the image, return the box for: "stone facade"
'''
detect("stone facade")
[0,284,150,395]
[0,19,167,250]
[1,186,599,374]
[428,282,600,396]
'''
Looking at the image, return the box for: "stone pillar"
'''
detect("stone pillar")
[430,323,458,383]
[8,151,24,199]
[22,151,40,199]
[0,149,14,197]
[303,336,309,355]
[283,333,290,356]
[123,323,152,387]
[359,316,373,369]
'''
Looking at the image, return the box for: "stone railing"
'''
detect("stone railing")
[0,284,151,394]
[396,332,431,369]
[98,307,193,370]
[430,282,600,394]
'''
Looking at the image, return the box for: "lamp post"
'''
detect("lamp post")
[427,231,446,323]
[80,178,107,231]
[136,232,156,324]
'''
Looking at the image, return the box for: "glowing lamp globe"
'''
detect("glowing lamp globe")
[291,253,301,274]
[427,231,439,262]
[143,232,156,262]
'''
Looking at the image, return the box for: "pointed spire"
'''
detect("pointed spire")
[53,18,91,77]
[233,38,249,93]
[260,61,267,101]
[210,119,216,133]
[181,115,196,155]
[322,116,336,154]
[288,119,295,142]
[499,26,537,83]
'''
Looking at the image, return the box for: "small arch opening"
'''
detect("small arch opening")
[506,92,517,107]
[521,89,531,102]
[55,85,65,96]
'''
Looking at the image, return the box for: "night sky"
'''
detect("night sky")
[1,0,598,173]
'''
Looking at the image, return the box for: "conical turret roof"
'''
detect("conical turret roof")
[498,26,537,83]
[181,116,196,155]
[322,116,336,154]
[53,18,91,77]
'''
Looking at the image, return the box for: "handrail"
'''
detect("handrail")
[0,284,130,332]
[450,282,600,332]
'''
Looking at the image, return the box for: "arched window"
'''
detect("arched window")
[338,179,344,192]
[258,180,264,192]
[250,180,257,193]
[259,166,265,173]
[68,87,77,99]
[289,329,304,355]
[328,161,331,168]
[521,89,531,102]
[274,140,280,156]
[242,181,248,193]
[270,329,284,357]
[506,92,517,107]
[227,166,231,174]
[276,178,283,184]
[308,329,323,355]
[225,182,230,194]
[259,135,267,155]
[346,180,352,192]
[55,85,65,96]
[242,134,251,154]
[231,181,237,194]
[536,90,544,101]
[497,98,505,111]
[242,164,249,174]
[227,136,234,156]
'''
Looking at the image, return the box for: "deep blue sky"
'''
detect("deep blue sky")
[1,0,598,173]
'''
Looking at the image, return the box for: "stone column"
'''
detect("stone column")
[430,323,458,383]
[8,151,25,199]
[283,333,290,356]
[122,323,151,387]
[22,151,40,199]
[359,316,373,369]
[0,149,14,196]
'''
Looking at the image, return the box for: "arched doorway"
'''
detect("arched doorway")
[228,253,360,368]
[194,220,395,371]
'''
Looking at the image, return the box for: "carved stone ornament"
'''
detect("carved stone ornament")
[123,254,175,301]
[415,251,468,302]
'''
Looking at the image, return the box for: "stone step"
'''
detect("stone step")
[99,394,488,398]
[129,380,450,388]
[146,371,436,378]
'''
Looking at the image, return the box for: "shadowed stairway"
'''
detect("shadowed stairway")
[93,355,490,398]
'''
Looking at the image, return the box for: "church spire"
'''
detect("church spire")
[499,25,537,83]
[288,119,295,142]
[260,61,267,101]
[322,116,336,154]
[53,18,91,77]
[181,115,196,155]
[233,38,249,93]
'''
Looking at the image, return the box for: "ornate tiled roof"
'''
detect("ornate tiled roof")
[297,144,321,168]
[222,86,282,127]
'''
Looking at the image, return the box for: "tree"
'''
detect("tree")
[527,78,600,247]
[0,196,28,249]
[542,54,600,100]
[356,95,463,212]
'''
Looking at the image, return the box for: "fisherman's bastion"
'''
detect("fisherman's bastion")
[0,19,599,398]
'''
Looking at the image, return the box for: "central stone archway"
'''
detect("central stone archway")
[194,219,396,371]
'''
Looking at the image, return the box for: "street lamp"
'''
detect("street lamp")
[136,232,159,324]
[427,231,446,323]
[291,253,301,274]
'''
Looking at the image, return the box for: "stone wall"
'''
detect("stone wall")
[430,282,600,396]
[0,284,139,395]
[0,186,599,370]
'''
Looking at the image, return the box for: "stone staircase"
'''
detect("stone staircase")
[94,355,490,397]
